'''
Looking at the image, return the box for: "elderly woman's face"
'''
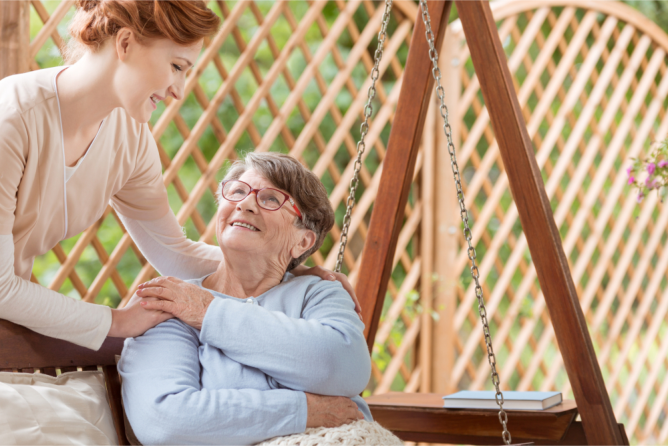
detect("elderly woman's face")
[216,170,315,268]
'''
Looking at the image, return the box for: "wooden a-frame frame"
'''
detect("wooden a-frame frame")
[356,1,626,444]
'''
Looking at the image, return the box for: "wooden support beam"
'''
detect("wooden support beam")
[431,26,461,394]
[454,1,625,444]
[0,1,30,79]
[355,0,453,350]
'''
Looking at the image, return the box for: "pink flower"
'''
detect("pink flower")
[628,176,635,185]
[645,176,660,189]
[659,160,668,168]
[648,163,656,175]
[627,166,634,176]
[637,191,644,203]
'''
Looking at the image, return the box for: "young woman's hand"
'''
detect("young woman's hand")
[292,265,362,320]
[108,293,173,338]
[305,393,364,428]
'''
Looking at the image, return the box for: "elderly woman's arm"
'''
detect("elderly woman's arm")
[119,319,308,445]
[197,278,371,396]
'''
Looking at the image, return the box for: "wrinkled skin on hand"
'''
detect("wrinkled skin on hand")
[136,276,214,330]
[305,393,364,428]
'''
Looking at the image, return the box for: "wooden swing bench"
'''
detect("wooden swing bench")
[1,1,628,445]
[0,314,627,445]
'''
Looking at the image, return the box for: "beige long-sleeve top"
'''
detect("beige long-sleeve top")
[0,65,221,350]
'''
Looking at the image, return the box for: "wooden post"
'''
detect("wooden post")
[455,1,625,444]
[431,26,461,394]
[356,0,453,351]
[0,1,30,79]
[419,76,436,393]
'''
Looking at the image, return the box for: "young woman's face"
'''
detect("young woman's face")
[114,30,202,123]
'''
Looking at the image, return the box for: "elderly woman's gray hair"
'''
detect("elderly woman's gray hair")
[219,152,335,271]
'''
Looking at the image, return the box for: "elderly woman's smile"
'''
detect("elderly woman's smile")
[230,221,260,231]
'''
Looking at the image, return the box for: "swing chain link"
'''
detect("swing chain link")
[335,0,393,274]
[418,1,511,444]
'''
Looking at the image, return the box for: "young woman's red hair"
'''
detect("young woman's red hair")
[64,0,221,64]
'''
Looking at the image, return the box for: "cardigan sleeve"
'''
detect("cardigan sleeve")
[117,209,222,280]
[0,107,27,235]
[110,123,170,222]
[119,319,307,445]
[198,279,371,397]
[0,235,112,350]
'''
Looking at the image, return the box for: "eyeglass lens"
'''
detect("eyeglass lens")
[223,181,285,211]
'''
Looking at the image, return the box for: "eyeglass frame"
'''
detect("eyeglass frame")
[220,179,303,221]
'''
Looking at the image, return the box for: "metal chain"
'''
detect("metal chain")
[335,0,393,273]
[418,1,511,444]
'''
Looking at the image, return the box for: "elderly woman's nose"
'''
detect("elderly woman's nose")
[237,193,259,213]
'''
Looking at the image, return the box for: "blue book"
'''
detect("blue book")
[442,390,562,410]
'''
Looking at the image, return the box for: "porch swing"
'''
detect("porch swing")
[0,1,628,445]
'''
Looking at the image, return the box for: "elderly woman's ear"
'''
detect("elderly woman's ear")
[290,229,317,261]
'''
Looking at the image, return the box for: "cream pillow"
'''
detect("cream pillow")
[0,370,119,445]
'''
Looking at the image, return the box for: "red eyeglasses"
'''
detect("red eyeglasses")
[221,180,303,221]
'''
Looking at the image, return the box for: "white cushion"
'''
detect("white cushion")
[0,371,119,445]
[257,420,404,446]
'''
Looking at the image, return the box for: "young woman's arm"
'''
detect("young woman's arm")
[0,236,112,349]
[0,109,111,349]
[117,210,222,280]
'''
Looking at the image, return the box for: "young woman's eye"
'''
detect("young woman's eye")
[172,64,182,72]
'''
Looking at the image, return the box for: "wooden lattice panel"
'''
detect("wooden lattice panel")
[442,1,668,444]
[26,0,424,397]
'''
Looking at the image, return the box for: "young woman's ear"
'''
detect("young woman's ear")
[115,28,135,61]
[291,229,316,260]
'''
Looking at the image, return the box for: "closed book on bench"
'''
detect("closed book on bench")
[442,390,562,410]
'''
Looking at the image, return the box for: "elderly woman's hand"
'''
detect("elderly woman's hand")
[136,276,214,330]
[292,265,362,320]
[305,393,364,428]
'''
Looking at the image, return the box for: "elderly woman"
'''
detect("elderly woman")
[118,153,376,445]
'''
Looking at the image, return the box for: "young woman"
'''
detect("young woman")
[0,0,357,352]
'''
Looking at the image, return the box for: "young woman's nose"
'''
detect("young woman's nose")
[167,78,185,101]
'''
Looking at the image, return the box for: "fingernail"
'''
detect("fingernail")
[140,302,146,306]
[328,275,335,280]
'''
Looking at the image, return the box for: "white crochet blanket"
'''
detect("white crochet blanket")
[256,421,403,446]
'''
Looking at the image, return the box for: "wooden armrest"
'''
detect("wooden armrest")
[0,319,124,369]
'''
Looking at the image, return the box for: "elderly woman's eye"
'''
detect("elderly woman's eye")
[259,193,281,208]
